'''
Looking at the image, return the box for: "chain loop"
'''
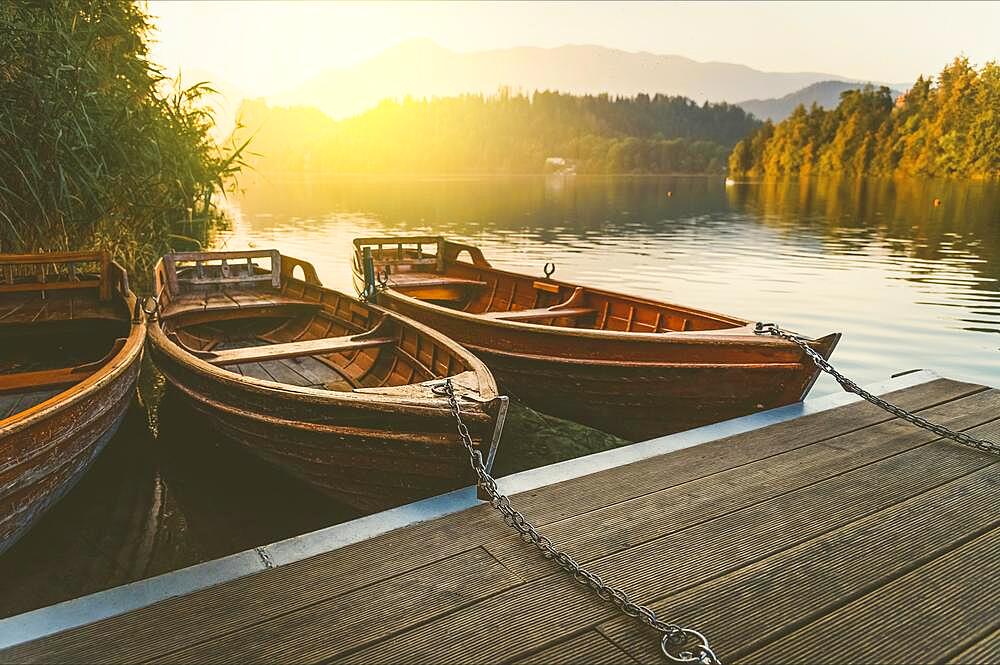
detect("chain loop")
[754,322,999,455]
[432,380,722,665]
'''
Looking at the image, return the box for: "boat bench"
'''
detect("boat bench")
[0,339,127,393]
[390,274,489,303]
[483,306,597,323]
[201,335,396,366]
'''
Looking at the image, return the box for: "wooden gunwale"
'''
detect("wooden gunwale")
[151,260,497,405]
[378,286,752,341]
[147,321,492,413]
[0,290,143,435]
[156,369,491,438]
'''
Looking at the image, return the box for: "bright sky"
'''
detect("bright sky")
[148,0,1000,97]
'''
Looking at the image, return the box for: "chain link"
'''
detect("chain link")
[433,380,722,665]
[754,322,999,455]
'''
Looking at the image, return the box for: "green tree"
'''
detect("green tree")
[728,59,1000,180]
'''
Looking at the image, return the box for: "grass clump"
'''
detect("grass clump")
[0,1,248,280]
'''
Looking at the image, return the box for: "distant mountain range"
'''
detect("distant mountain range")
[736,80,906,121]
[270,39,898,119]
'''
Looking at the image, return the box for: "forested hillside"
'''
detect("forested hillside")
[729,58,1000,179]
[234,90,760,175]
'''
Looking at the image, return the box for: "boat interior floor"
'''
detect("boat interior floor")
[0,293,124,324]
[0,320,125,420]
[0,388,61,421]
[174,317,367,392]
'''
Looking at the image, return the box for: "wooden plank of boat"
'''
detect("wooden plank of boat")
[147,249,508,513]
[0,252,144,556]
[353,236,843,441]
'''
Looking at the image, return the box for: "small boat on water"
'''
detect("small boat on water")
[147,250,507,513]
[0,252,144,555]
[353,236,842,441]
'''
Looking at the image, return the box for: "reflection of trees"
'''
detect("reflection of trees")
[236,175,730,238]
[727,177,1000,286]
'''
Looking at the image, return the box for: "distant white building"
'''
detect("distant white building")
[544,157,577,175]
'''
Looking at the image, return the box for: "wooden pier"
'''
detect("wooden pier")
[0,371,997,664]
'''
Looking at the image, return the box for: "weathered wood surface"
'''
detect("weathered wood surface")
[0,254,144,556]
[352,236,843,441]
[147,252,505,513]
[2,377,997,664]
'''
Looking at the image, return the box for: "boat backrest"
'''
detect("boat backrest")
[161,250,282,295]
[0,251,114,301]
[352,236,492,274]
[353,236,446,274]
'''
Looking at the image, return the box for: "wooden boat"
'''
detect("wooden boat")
[0,252,144,555]
[147,250,507,513]
[352,236,842,441]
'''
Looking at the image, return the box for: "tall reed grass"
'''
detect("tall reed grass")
[0,1,249,280]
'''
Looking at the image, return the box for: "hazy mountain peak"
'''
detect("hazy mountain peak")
[270,41,871,120]
[737,80,905,121]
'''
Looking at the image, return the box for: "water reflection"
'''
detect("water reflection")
[224,174,999,391]
[2,174,997,619]
[0,358,356,619]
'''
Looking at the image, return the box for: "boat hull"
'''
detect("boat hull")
[465,343,838,441]
[147,252,504,514]
[374,288,839,442]
[0,253,144,555]
[148,326,496,513]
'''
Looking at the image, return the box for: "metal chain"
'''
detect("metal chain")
[432,380,722,665]
[754,322,999,455]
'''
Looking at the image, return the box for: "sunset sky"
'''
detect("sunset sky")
[149,0,1000,96]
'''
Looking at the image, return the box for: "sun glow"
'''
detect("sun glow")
[149,1,1000,101]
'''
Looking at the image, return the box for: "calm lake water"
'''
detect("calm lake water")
[2,174,998,618]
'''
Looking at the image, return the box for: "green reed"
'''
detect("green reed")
[0,1,249,281]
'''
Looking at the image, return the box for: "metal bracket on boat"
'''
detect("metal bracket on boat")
[543,262,556,279]
[376,267,390,289]
[360,247,379,302]
[426,380,508,485]
[139,295,160,322]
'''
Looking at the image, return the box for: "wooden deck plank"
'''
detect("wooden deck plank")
[596,458,1000,663]
[735,528,999,665]
[337,437,995,664]
[488,377,983,525]
[948,627,1000,664]
[151,547,522,664]
[486,389,1000,581]
[0,378,992,664]
[514,630,639,665]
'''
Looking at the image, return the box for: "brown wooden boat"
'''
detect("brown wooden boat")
[352,236,842,441]
[147,250,507,513]
[0,252,144,555]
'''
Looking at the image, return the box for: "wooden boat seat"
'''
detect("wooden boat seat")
[483,306,597,322]
[389,273,488,302]
[0,339,126,393]
[198,335,396,366]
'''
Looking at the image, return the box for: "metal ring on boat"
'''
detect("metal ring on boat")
[543,262,556,278]
[141,295,161,320]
